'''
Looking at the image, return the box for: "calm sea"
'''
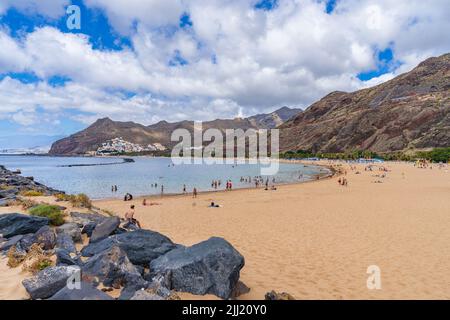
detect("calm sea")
[0,155,329,199]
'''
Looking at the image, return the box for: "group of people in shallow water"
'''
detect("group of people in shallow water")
[338,177,348,186]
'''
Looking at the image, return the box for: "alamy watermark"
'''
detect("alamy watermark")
[366,265,382,290]
[171,122,280,175]
[66,5,81,30]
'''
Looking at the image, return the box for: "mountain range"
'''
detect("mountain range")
[49,107,301,155]
[49,53,449,156]
[279,53,449,153]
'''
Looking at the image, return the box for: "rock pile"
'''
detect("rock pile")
[0,211,246,300]
[0,165,63,206]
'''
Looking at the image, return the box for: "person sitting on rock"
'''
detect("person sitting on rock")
[125,205,141,228]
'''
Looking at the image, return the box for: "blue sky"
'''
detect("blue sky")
[0,0,449,148]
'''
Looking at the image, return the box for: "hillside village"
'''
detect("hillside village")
[95,137,166,155]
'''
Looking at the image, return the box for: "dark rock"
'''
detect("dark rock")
[81,222,96,237]
[56,223,82,243]
[22,266,81,300]
[0,213,49,238]
[49,281,114,300]
[56,249,79,266]
[16,234,35,252]
[70,212,107,228]
[149,237,245,299]
[82,246,146,291]
[0,234,24,252]
[264,290,296,300]
[81,229,176,266]
[32,226,56,250]
[127,275,180,300]
[56,233,77,253]
[90,217,120,243]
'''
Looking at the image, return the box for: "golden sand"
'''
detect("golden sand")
[94,162,450,300]
[1,162,449,300]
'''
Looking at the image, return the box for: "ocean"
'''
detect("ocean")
[0,155,329,199]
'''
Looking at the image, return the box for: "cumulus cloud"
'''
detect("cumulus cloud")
[0,0,449,133]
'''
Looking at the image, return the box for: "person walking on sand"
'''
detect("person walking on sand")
[125,205,141,229]
[193,187,198,198]
[183,184,187,194]
[161,185,164,196]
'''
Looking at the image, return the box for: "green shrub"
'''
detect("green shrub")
[29,205,65,226]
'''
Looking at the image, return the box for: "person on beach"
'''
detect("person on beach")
[193,187,198,198]
[125,205,141,228]
[183,184,187,194]
[124,193,133,201]
[142,199,147,206]
[209,202,220,208]
[161,185,164,196]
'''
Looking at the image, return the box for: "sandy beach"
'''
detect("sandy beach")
[1,161,449,300]
[93,161,450,300]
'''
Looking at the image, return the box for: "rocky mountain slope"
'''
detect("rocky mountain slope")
[49,107,300,155]
[279,53,450,153]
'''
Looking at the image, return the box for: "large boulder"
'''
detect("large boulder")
[149,237,245,299]
[22,266,81,300]
[82,246,146,290]
[81,229,177,266]
[56,233,77,253]
[70,212,107,228]
[31,226,56,250]
[90,217,120,243]
[49,281,113,300]
[56,223,82,243]
[0,213,49,238]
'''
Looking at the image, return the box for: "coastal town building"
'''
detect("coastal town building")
[96,137,166,155]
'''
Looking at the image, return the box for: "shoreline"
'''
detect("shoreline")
[90,162,336,202]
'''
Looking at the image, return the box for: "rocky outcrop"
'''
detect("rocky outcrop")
[149,237,245,299]
[22,266,81,300]
[280,53,450,153]
[0,213,49,238]
[0,166,62,202]
[81,229,177,266]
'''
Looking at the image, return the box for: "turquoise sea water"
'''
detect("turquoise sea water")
[0,156,329,199]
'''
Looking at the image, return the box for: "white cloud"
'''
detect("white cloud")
[0,0,449,132]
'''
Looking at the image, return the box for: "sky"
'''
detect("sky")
[0,0,449,145]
